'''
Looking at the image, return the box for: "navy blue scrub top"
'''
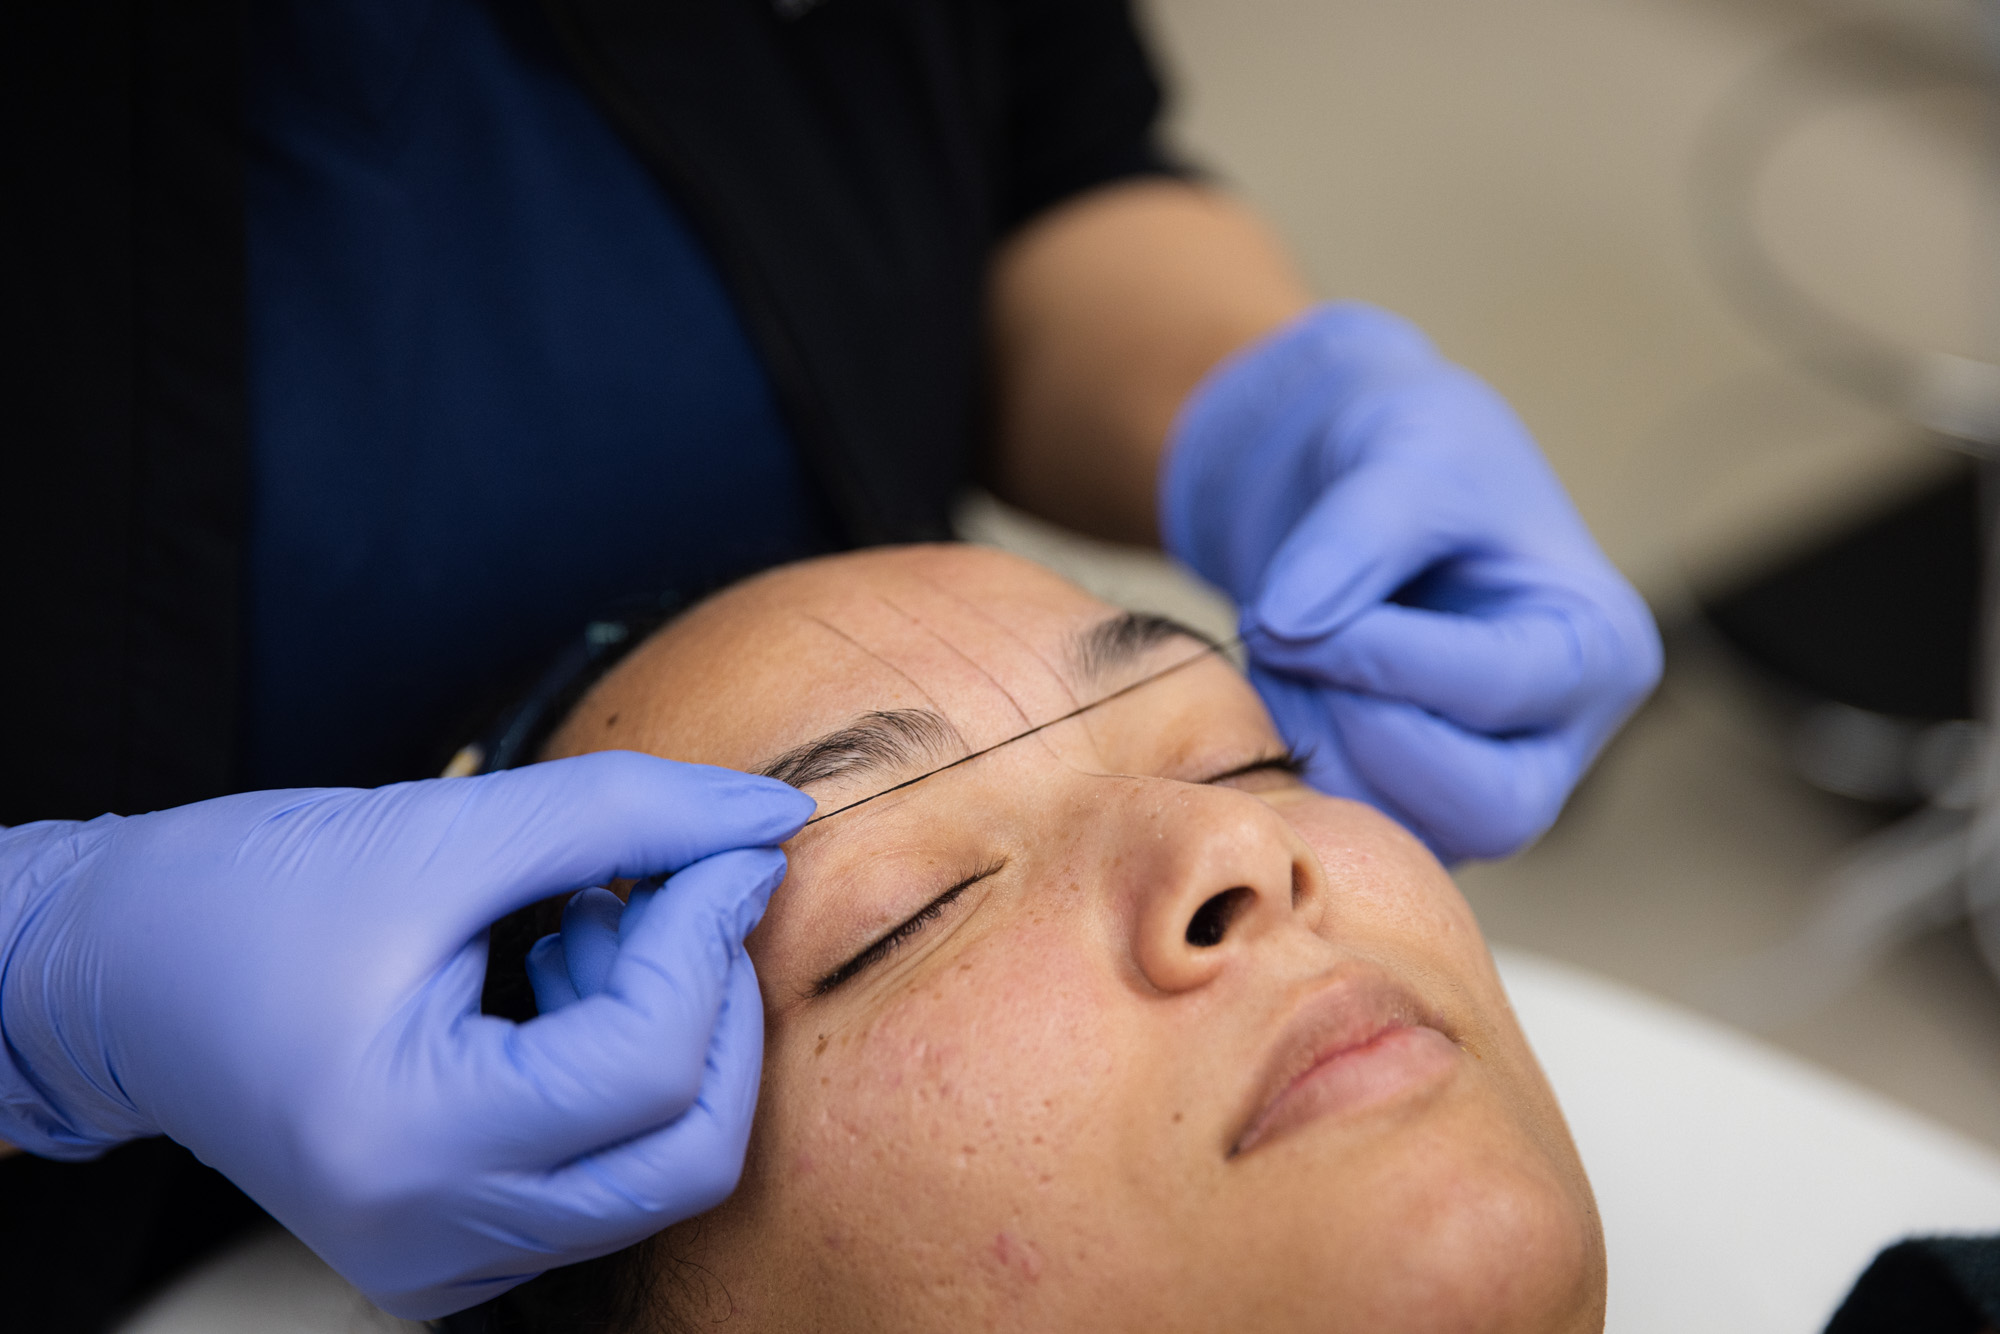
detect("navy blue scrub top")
[244,0,843,790]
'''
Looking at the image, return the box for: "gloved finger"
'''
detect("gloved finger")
[540,947,767,1235]
[618,875,660,939]
[1325,692,1587,862]
[558,886,627,999]
[417,751,812,936]
[525,934,580,1013]
[381,952,769,1320]
[1246,460,1466,644]
[468,847,786,1162]
[1250,600,1593,735]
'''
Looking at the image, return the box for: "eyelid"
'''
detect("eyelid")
[811,860,1005,997]
[1199,747,1308,786]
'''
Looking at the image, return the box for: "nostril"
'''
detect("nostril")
[1185,887,1253,948]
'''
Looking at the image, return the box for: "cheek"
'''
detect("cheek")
[1286,799,1489,980]
[748,918,1136,1307]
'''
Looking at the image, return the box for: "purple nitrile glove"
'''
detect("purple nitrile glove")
[1162,302,1661,861]
[0,751,813,1318]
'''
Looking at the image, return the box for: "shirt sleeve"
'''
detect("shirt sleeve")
[996,0,1192,231]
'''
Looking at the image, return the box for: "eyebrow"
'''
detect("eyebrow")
[1066,611,1221,687]
[756,708,965,788]
[755,612,1219,796]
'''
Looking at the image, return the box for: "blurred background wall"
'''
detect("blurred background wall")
[962,0,2000,1146]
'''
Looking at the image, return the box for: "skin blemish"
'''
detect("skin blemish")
[815,1034,829,1057]
[992,1231,1044,1282]
[603,712,619,729]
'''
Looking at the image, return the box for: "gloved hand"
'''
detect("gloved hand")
[0,751,812,1318]
[525,884,649,1011]
[1162,302,1661,862]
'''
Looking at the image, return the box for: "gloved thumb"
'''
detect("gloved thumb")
[524,885,628,1013]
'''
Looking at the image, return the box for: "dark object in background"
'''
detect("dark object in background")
[0,1140,270,1334]
[1826,1235,2000,1333]
[1698,457,1981,806]
[1702,457,1977,724]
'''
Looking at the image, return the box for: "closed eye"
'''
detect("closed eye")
[811,860,1005,997]
[1199,747,1308,786]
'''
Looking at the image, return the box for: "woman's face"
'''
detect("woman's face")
[547,545,1604,1334]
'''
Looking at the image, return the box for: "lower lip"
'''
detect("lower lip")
[1236,1026,1459,1155]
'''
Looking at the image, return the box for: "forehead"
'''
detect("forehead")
[548,546,1129,770]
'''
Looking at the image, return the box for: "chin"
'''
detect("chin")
[1220,1097,1606,1334]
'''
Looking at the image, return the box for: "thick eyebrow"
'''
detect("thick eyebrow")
[1066,611,1221,689]
[756,708,966,789]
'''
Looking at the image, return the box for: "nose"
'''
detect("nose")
[1104,780,1327,994]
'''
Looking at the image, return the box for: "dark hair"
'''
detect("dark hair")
[441,589,733,1334]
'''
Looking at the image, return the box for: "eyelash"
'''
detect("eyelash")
[811,860,1005,997]
[1204,746,1310,784]
[806,749,1306,998]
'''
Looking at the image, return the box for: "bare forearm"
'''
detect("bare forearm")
[985,178,1313,545]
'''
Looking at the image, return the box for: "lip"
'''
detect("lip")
[1231,967,1459,1156]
